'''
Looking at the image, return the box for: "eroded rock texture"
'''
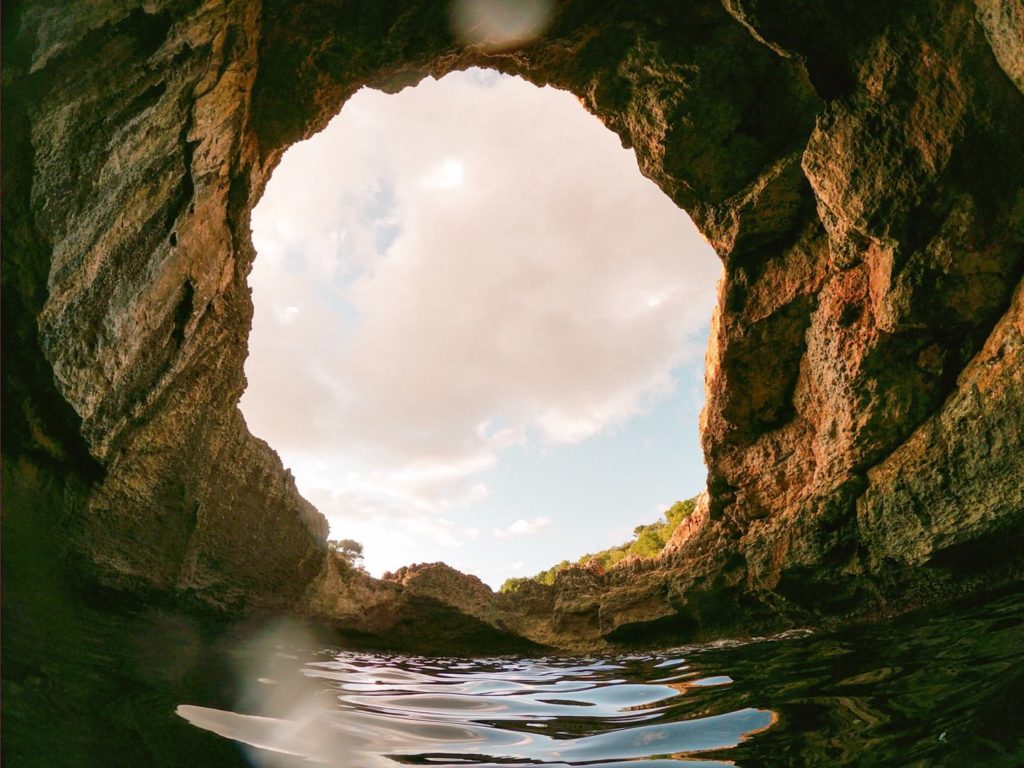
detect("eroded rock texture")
[3,0,1022,651]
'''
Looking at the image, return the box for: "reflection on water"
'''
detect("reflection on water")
[5,582,1023,766]
[179,626,776,766]
[176,587,1024,767]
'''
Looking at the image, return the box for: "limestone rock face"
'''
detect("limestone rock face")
[4,0,327,610]
[302,559,542,654]
[383,563,494,613]
[3,0,1022,651]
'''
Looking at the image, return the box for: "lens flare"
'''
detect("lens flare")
[450,0,554,51]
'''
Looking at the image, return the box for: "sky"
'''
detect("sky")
[240,69,722,588]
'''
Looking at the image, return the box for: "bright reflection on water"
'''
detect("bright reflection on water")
[178,625,781,767]
[174,588,1024,767]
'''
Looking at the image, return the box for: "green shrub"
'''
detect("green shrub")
[499,577,532,594]
[628,525,668,557]
[498,496,697,593]
[665,498,697,528]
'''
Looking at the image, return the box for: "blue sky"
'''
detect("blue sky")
[240,69,720,588]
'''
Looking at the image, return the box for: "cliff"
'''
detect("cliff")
[3,0,1022,652]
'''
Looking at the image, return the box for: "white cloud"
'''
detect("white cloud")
[606,526,636,543]
[273,305,300,325]
[240,69,720,576]
[423,158,465,189]
[492,516,553,540]
[301,483,483,575]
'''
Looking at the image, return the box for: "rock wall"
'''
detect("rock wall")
[3,0,1022,650]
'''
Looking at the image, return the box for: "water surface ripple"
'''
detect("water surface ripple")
[180,645,776,767]
[177,588,1024,767]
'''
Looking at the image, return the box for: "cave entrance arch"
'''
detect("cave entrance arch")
[241,68,720,586]
[227,0,825,611]
[7,0,824,611]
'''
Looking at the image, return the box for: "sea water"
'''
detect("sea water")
[176,589,1024,767]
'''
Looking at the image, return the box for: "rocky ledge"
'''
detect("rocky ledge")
[3,0,1023,654]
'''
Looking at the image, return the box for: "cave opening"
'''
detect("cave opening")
[240,68,722,588]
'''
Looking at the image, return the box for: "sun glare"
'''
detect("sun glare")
[424,158,465,189]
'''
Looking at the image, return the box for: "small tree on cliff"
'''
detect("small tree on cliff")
[327,538,365,568]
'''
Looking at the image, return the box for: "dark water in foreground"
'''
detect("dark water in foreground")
[175,589,1024,768]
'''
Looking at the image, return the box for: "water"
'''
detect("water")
[180,648,775,767]
[175,588,1024,767]
[3,557,1022,767]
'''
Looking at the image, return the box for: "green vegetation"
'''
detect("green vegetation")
[327,538,366,574]
[499,497,697,593]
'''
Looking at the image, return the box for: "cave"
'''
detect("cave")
[3,0,1023,763]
